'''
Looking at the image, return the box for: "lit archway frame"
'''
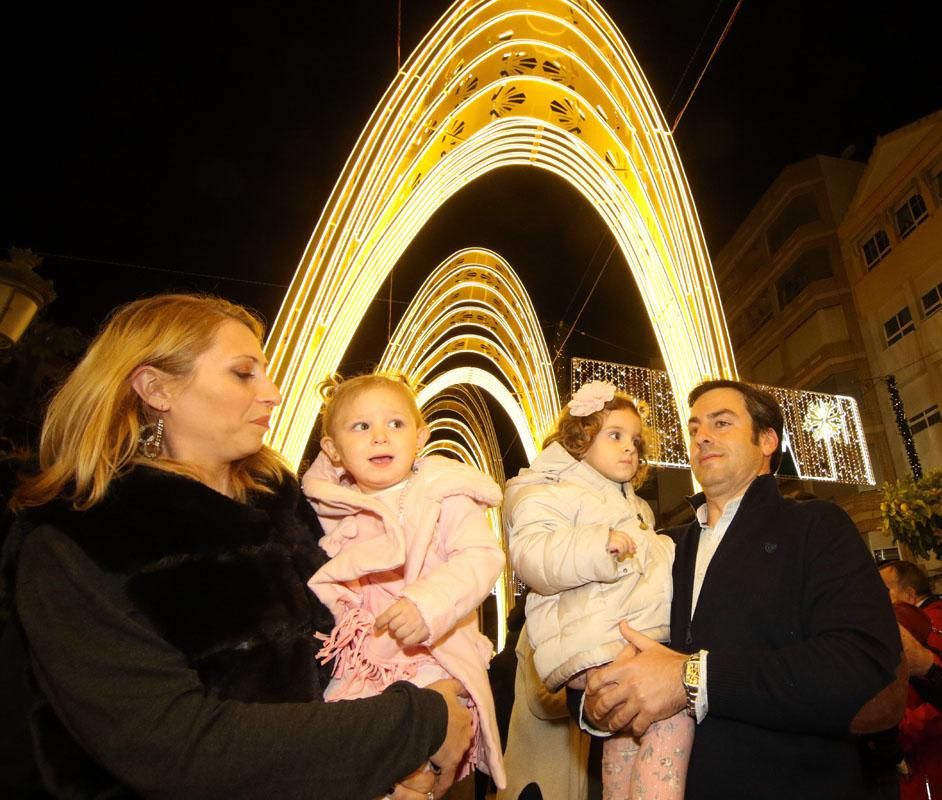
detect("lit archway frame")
[380,247,559,462]
[379,248,558,645]
[421,384,512,645]
[266,0,736,467]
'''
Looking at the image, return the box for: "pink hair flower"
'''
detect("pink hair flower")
[567,380,616,417]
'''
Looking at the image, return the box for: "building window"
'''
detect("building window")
[922,282,942,318]
[776,246,832,309]
[908,404,942,435]
[861,229,891,270]
[766,193,819,255]
[884,306,915,346]
[730,292,773,348]
[895,192,928,239]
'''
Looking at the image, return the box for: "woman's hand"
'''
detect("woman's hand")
[383,762,436,800]
[425,678,473,791]
[375,598,430,646]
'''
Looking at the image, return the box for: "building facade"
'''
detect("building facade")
[712,155,896,536]
[840,111,942,479]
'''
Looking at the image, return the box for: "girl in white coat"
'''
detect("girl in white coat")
[504,381,692,800]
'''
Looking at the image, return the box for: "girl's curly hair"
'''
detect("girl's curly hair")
[543,392,652,487]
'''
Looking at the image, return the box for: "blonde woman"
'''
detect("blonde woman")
[1,294,470,800]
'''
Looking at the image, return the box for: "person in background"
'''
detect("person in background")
[1,294,470,800]
[900,625,942,710]
[881,560,942,652]
[498,623,591,800]
[891,599,942,799]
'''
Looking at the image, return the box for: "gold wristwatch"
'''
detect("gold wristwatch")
[682,651,702,717]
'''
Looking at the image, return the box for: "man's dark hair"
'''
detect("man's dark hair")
[879,560,931,598]
[688,379,785,473]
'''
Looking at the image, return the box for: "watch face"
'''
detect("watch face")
[684,659,701,685]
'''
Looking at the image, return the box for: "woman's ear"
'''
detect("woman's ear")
[130,366,172,413]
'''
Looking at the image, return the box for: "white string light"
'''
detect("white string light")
[573,357,875,484]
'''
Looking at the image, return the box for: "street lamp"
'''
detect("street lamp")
[0,249,55,348]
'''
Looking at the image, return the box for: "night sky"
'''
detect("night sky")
[4,0,940,372]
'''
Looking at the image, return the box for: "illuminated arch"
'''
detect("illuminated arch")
[420,384,511,643]
[422,385,505,485]
[380,248,557,644]
[266,0,736,466]
[381,247,559,462]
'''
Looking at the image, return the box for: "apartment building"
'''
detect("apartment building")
[711,155,895,533]
[839,110,942,478]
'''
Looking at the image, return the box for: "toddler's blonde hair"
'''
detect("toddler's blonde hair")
[318,372,425,437]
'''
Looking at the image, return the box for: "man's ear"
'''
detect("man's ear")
[759,428,779,460]
[130,366,172,413]
[320,436,341,465]
[417,425,431,452]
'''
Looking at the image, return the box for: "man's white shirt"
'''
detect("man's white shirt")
[690,493,745,722]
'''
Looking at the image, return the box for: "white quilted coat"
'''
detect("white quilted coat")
[505,443,674,691]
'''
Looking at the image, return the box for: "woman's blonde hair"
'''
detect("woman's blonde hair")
[318,372,424,438]
[13,293,291,510]
[543,392,652,488]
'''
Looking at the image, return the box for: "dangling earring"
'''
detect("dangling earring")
[139,418,164,459]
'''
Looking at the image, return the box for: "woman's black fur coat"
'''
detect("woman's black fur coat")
[2,465,338,797]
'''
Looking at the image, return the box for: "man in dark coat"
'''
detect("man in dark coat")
[584,379,902,799]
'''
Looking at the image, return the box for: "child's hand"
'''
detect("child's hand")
[375,598,430,646]
[607,529,636,561]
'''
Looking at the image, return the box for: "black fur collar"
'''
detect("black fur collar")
[16,465,307,572]
[9,465,333,700]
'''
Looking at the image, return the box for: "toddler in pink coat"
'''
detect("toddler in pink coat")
[302,373,506,789]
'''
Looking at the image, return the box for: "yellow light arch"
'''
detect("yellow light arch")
[266,0,736,467]
[381,247,559,458]
[421,384,512,645]
[380,247,558,644]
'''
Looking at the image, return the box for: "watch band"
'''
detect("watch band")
[683,651,702,717]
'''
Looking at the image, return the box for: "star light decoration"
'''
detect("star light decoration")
[802,398,844,443]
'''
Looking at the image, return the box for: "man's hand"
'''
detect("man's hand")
[607,529,636,561]
[426,679,472,792]
[585,621,687,736]
[900,624,935,677]
[375,598,430,646]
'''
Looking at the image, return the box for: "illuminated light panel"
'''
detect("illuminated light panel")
[265,0,737,469]
[572,358,875,485]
